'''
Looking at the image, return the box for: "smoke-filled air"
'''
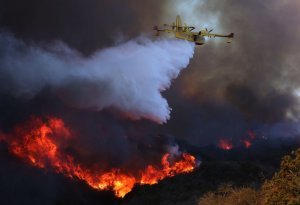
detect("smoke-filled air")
[1,0,300,204]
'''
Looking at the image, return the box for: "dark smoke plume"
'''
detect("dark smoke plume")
[162,0,300,144]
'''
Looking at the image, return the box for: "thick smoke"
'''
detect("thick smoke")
[0,0,299,146]
[0,33,194,123]
[174,0,300,122]
[161,0,300,144]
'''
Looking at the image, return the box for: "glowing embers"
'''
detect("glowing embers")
[242,140,252,148]
[1,116,197,198]
[217,130,258,150]
[218,138,234,150]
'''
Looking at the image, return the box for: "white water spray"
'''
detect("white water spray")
[0,34,195,123]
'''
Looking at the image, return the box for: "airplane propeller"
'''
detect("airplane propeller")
[205,28,214,37]
[205,28,214,33]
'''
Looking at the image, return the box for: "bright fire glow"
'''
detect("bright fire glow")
[141,153,196,185]
[218,139,233,150]
[0,117,197,198]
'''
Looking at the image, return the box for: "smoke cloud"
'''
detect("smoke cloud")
[175,0,300,121]
[0,33,194,124]
[160,0,300,144]
[1,0,299,154]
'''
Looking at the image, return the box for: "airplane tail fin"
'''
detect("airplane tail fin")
[227,33,234,43]
[226,33,234,43]
[153,26,160,36]
[176,15,182,31]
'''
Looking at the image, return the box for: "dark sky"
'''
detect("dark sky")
[0,0,140,54]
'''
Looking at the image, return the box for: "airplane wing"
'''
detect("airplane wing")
[210,33,234,38]
[153,26,175,36]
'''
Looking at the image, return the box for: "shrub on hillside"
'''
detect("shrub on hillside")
[262,149,300,205]
[198,184,261,205]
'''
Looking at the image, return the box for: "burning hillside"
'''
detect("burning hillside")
[0,116,197,198]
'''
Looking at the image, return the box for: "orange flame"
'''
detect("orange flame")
[1,117,197,198]
[141,153,195,185]
[218,139,233,150]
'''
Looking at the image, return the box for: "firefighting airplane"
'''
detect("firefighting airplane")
[153,15,234,45]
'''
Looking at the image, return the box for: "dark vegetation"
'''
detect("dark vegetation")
[0,137,299,205]
[122,137,300,205]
